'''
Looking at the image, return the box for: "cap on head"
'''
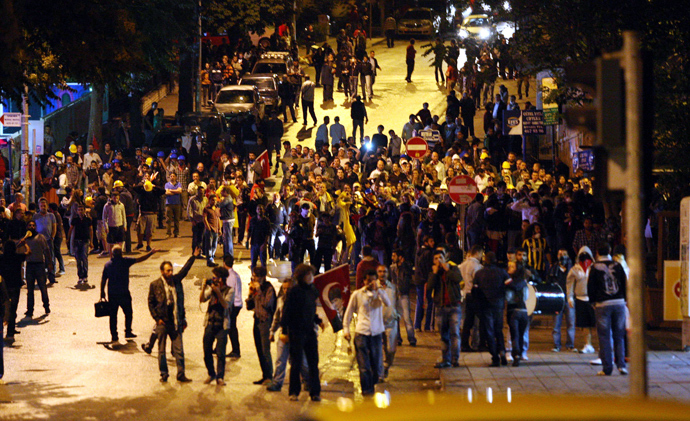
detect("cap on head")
[178,155,186,161]
[170,154,178,160]
[157,151,165,158]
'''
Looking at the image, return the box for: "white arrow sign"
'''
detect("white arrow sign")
[0,113,22,127]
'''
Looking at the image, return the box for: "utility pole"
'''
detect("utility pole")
[622,30,647,398]
[196,0,202,112]
[21,85,29,200]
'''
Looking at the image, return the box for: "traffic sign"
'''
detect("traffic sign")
[406,136,428,159]
[447,175,478,205]
[419,129,441,146]
[0,113,22,127]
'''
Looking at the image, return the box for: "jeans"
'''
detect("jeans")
[371,249,385,267]
[273,334,309,387]
[45,238,56,284]
[250,243,266,270]
[166,204,181,236]
[109,294,133,341]
[354,333,382,395]
[53,236,65,272]
[288,331,320,397]
[222,220,234,257]
[436,306,462,364]
[349,76,359,99]
[508,308,529,359]
[156,324,185,379]
[434,63,445,82]
[203,324,227,379]
[73,239,89,280]
[406,59,415,81]
[382,322,399,376]
[228,306,241,355]
[360,75,372,100]
[205,230,219,264]
[481,298,506,363]
[125,216,133,252]
[26,262,49,315]
[397,294,416,344]
[253,318,273,380]
[414,284,434,331]
[301,99,317,125]
[553,303,576,349]
[352,119,364,142]
[595,303,627,374]
[191,222,205,250]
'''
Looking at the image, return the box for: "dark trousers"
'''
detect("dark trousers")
[481,299,506,363]
[462,114,475,137]
[125,216,133,252]
[406,59,415,81]
[385,30,395,47]
[508,308,529,359]
[462,293,487,349]
[288,331,321,397]
[203,324,228,379]
[6,287,20,334]
[323,84,333,102]
[156,324,185,379]
[74,239,89,280]
[282,101,296,122]
[354,333,382,395]
[45,238,56,284]
[26,262,49,315]
[192,222,205,250]
[228,306,241,355]
[237,211,248,243]
[300,239,316,264]
[109,294,133,341]
[437,305,462,364]
[314,247,334,272]
[0,312,3,379]
[414,284,434,331]
[253,318,273,380]
[315,64,323,85]
[302,99,317,125]
[250,243,266,270]
[352,119,364,142]
[53,236,65,272]
[166,204,181,236]
[157,196,165,228]
[435,63,445,82]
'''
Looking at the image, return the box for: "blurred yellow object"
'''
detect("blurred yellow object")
[305,393,690,421]
[55,151,63,158]
[144,181,154,192]
[113,180,124,188]
[69,144,77,154]
[85,196,94,207]
[502,161,511,169]
[146,157,153,166]
[480,152,489,160]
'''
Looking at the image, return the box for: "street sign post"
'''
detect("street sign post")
[405,136,428,159]
[419,129,441,147]
[0,113,22,127]
[447,175,478,205]
[523,110,546,135]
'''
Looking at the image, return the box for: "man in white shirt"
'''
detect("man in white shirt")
[224,255,243,358]
[343,270,390,396]
[83,144,103,171]
[459,245,485,352]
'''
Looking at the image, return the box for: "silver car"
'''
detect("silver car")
[458,14,497,43]
[397,8,439,38]
[210,85,265,120]
[239,74,281,110]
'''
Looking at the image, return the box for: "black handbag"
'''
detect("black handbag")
[95,300,111,318]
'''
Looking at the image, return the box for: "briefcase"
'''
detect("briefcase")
[95,300,111,318]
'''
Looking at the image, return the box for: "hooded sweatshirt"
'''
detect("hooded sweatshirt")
[566,246,593,303]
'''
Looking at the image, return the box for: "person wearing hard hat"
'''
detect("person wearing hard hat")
[54,151,65,166]
[133,180,165,252]
[102,191,127,257]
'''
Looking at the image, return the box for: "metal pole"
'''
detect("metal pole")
[196,0,202,112]
[21,85,29,200]
[622,30,647,398]
[31,129,35,203]
[368,1,372,39]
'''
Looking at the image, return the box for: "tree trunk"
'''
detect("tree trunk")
[87,83,104,148]
[178,47,194,116]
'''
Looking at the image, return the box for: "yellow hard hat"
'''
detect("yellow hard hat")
[146,157,153,166]
[113,180,124,188]
[69,144,77,154]
[55,151,63,158]
[502,161,511,169]
[85,196,94,206]
[480,152,489,160]
[144,180,154,192]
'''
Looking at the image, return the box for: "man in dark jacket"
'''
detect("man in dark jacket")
[147,247,200,382]
[391,249,416,346]
[351,95,368,143]
[246,265,276,385]
[280,264,323,401]
[587,242,628,376]
[413,236,435,331]
[428,248,463,368]
[548,248,574,352]
[474,251,509,366]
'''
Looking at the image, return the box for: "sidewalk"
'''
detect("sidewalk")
[438,323,690,401]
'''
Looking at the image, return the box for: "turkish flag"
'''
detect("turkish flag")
[257,149,271,180]
[92,134,100,151]
[313,264,351,333]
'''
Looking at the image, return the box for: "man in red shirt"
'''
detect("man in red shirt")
[406,39,416,83]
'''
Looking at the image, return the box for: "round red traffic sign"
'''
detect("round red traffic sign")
[406,136,428,159]
[447,175,478,205]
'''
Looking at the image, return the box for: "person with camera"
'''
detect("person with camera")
[343,269,391,396]
[246,265,276,386]
[200,266,233,386]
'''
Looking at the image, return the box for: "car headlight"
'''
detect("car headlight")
[479,28,491,39]
[459,29,469,38]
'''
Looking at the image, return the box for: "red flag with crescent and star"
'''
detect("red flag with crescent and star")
[313,264,351,333]
[257,149,271,180]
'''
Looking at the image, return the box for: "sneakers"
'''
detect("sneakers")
[136,244,144,250]
[146,246,152,252]
[253,378,270,385]
[125,331,137,339]
[551,347,561,352]
[618,367,628,375]
[310,395,321,402]
[160,375,169,383]
[512,357,521,367]
[590,358,602,365]
[597,371,610,376]
[580,344,596,354]
[57,270,66,276]
[177,376,193,383]
[141,343,152,354]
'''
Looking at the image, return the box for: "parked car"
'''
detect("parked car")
[396,7,440,38]
[149,126,203,156]
[178,111,228,146]
[251,51,293,76]
[239,74,282,110]
[210,85,266,120]
[457,14,497,44]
